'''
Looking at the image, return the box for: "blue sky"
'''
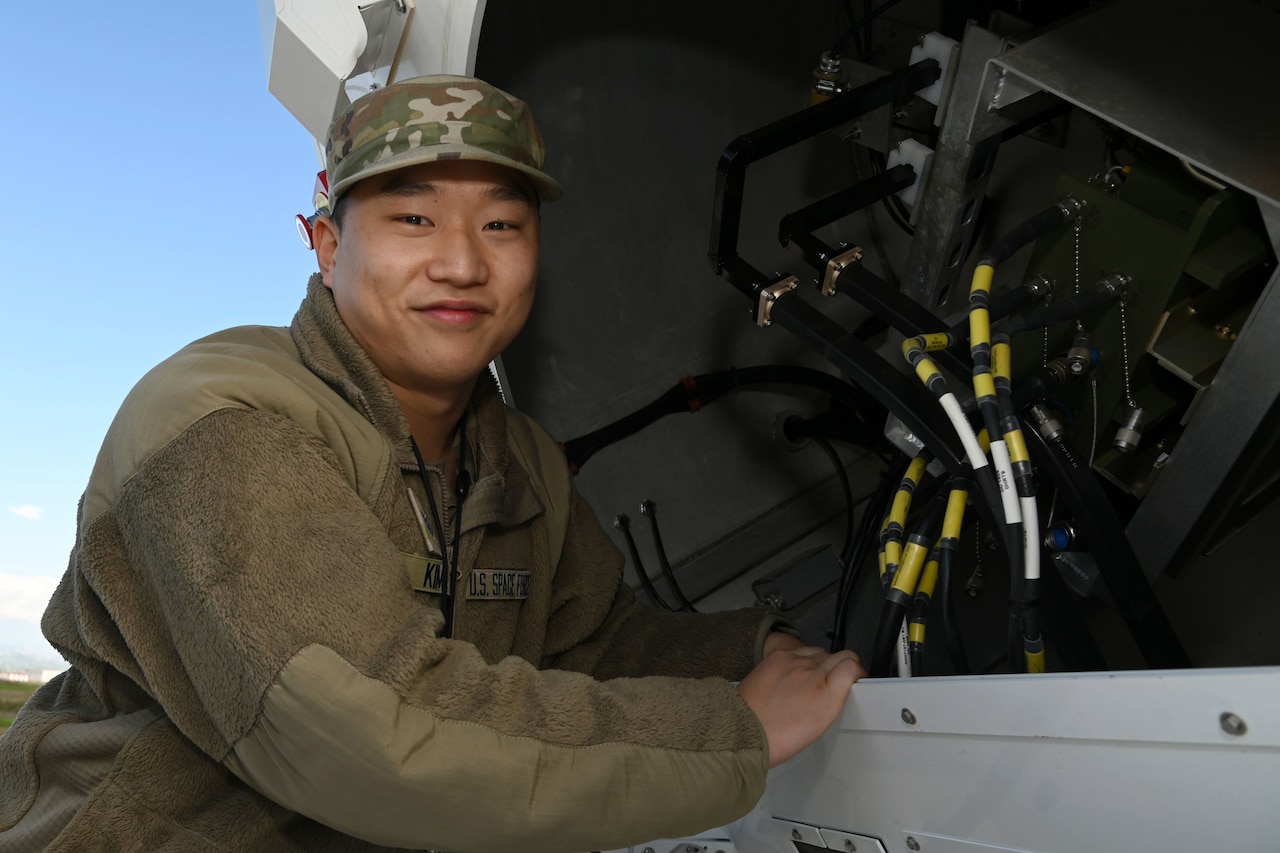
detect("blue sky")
[1,4,320,662]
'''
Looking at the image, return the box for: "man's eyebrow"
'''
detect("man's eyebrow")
[372,176,535,206]
[486,182,536,206]
[377,178,438,198]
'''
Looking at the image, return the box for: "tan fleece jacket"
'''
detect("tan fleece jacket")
[0,277,781,853]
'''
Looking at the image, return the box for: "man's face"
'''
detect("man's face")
[314,159,539,401]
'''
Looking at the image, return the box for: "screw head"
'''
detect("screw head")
[901,708,918,725]
[907,837,921,851]
[1220,712,1248,736]
[845,839,858,852]
[792,828,804,840]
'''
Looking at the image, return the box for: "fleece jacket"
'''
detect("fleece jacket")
[0,277,785,853]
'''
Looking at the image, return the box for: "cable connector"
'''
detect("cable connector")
[1024,274,1054,299]
[757,275,798,327]
[1057,195,1087,222]
[1095,272,1132,299]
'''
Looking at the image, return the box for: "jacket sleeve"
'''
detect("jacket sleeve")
[540,487,793,683]
[77,407,768,853]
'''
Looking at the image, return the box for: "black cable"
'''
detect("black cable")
[613,513,674,611]
[869,487,949,676]
[830,0,909,57]
[831,450,910,652]
[639,500,697,613]
[838,0,861,57]
[562,365,883,473]
[813,437,856,564]
[936,534,971,674]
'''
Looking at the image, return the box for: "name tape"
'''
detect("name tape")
[405,555,530,601]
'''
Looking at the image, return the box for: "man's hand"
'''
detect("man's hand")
[737,638,865,768]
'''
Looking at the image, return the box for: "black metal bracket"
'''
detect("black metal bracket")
[709,59,942,308]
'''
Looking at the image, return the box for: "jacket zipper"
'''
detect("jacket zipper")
[409,435,470,639]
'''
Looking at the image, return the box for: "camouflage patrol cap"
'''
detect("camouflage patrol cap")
[325,75,561,206]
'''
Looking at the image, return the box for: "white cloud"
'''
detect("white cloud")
[0,574,60,623]
[8,505,44,521]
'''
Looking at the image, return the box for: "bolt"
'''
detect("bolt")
[901,708,917,725]
[907,837,921,851]
[1221,712,1248,736]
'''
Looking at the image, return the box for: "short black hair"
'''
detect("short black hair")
[327,194,349,232]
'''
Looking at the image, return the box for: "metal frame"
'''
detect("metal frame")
[984,0,1280,580]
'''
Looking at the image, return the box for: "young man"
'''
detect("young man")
[0,76,863,852]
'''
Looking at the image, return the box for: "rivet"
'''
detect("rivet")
[1220,712,1248,736]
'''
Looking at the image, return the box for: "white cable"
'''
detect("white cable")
[1020,495,1041,581]
[938,393,989,471]
[987,439,1023,525]
[896,618,911,678]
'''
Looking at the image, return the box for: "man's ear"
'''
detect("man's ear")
[312,214,340,288]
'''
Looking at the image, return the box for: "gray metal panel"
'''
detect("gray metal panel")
[734,667,1280,852]
[991,0,1280,208]
[474,0,877,595]
[1126,261,1280,580]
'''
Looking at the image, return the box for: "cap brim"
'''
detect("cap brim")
[329,142,562,205]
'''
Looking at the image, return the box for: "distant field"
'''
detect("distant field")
[1,682,39,736]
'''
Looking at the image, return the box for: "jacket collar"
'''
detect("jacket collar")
[290,275,540,531]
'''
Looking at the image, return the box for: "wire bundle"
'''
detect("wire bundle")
[872,198,1085,676]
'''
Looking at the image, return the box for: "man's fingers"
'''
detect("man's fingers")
[826,654,866,686]
[818,649,862,672]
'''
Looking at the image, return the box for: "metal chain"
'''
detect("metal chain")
[1073,218,1084,332]
[1119,297,1137,407]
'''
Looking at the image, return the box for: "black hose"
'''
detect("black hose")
[978,199,1082,268]
[998,286,1113,335]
